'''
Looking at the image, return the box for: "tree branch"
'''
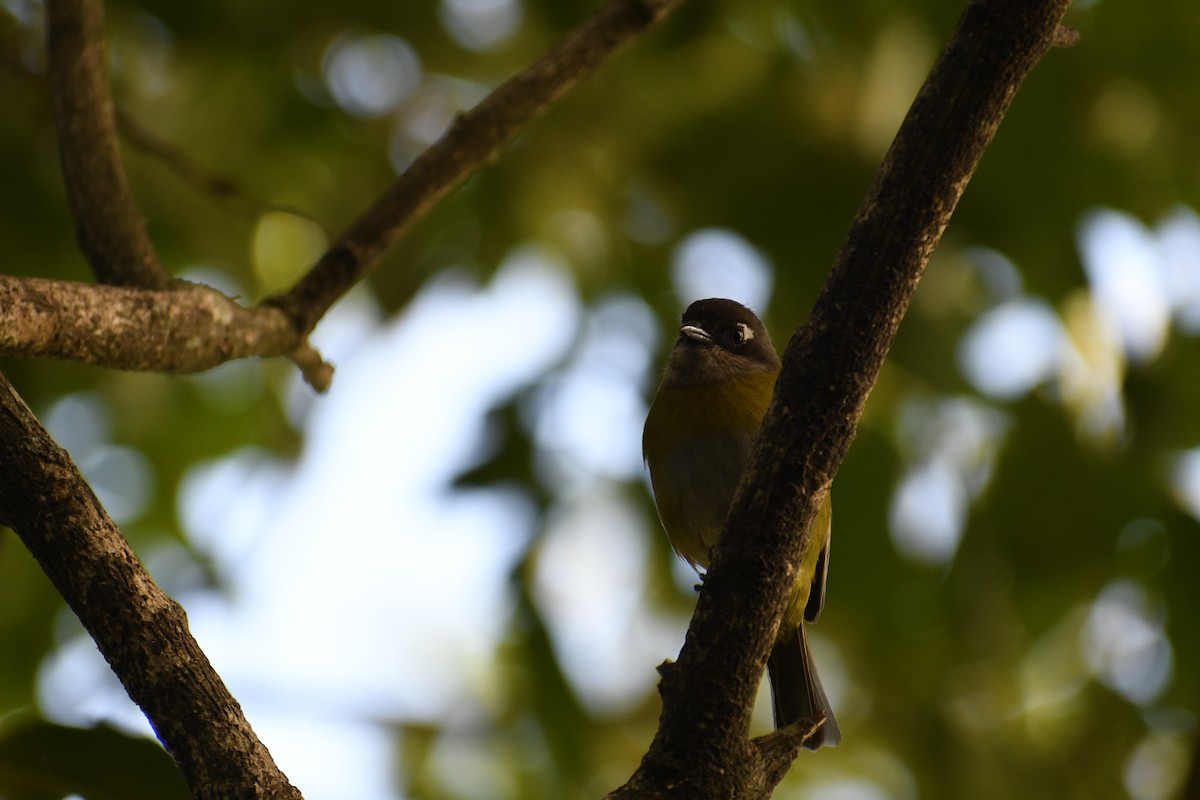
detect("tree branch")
[0,276,333,392]
[31,0,685,388]
[0,372,302,800]
[115,108,321,224]
[610,0,1075,796]
[45,0,173,289]
[6,0,688,390]
[267,0,685,336]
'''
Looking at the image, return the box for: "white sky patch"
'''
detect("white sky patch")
[1156,206,1200,333]
[966,247,1026,304]
[1077,209,1171,363]
[670,228,774,310]
[41,392,110,455]
[791,745,917,800]
[532,489,688,714]
[796,777,892,800]
[958,299,1066,400]
[249,715,398,800]
[888,396,1009,565]
[1124,733,1191,800]
[526,294,659,487]
[960,207,1200,447]
[439,0,523,52]
[888,458,966,564]
[1168,449,1200,522]
[41,393,154,525]
[38,251,582,799]
[322,32,423,117]
[955,224,1145,447]
[1079,579,1173,706]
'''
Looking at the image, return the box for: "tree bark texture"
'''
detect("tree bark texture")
[0,373,303,799]
[46,0,172,289]
[608,0,1077,796]
[0,276,294,369]
[3,0,693,795]
[7,0,1080,794]
[268,0,685,336]
[9,0,688,393]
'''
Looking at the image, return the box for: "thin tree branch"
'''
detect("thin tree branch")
[0,276,333,392]
[2,22,315,226]
[45,0,172,289]
[115,108,323,224]
[114,106,242,201]
[4,0,687,389]
[0,372,303,800]
[610,0,1075,796]
[267,0,685,336]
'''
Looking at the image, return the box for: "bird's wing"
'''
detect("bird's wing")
[803,507,831,623]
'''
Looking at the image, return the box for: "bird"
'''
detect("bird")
[642,297,840,749]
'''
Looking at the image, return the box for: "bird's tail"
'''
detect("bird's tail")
[767,624,841,749]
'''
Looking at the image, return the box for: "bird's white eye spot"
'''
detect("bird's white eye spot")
[737,322,754,342]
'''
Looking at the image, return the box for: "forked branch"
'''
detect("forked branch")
[268,0,686,336]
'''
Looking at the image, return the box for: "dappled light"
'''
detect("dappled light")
[252,211,329,295]
[440,0,524,53]
[532,489,687,713]
[670,228,774,312]
[525,293,657,485]
[1078,210,1171,364]
[888,397,1008,564]
[958,299,1065,400]
[1081,579,1172,707]
[957,207,1200,448]
[3,0,1200,797]
[1170,450,1200,523]
[392,75,489,150]
[1124,733,1190,800]
[322,32,424,118]
[42,394,155,525]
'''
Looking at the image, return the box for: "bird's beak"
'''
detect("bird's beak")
[679,323,712,343]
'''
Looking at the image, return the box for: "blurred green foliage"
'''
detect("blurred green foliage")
[0,716,188,800]
[2,0,1199,798]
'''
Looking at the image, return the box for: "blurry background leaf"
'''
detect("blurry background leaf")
[2,0,1199,798]
[0,717,188,800]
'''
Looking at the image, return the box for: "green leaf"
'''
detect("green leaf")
[0,716,188,800]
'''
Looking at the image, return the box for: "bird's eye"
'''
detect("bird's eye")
[730,322,754,345]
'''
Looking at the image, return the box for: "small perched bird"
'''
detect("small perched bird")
[642,298,840,749]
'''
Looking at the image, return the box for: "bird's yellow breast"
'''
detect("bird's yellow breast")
[643,370,777,568]
[643,367,831,632]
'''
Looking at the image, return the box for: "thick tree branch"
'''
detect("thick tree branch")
[46,0,172,289]
[0,275,333,391]
[25,0,684,388]
[268,0,684,336]
[5,0,687,389]
[0,372,302,800]
[610,1,1076,797]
